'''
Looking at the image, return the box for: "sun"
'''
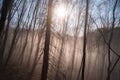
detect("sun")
[54,4,66,19]
[57,5,66,18]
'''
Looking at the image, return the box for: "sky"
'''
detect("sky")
[0,0,120,36]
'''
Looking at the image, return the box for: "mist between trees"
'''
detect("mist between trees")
[0,0,120,80]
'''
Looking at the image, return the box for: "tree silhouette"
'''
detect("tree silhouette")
[40,0,53,80]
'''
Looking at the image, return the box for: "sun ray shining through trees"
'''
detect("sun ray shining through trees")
[0,0,120,80]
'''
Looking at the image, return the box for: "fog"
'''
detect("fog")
[0,0,120,80]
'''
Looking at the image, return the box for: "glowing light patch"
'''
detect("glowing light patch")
[54,4,66,18]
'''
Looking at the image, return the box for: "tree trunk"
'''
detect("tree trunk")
[0,0,13,36]
[81,0,89,80]
[0,0,13,66]
[40,0,53,80]
[107,0,118,80]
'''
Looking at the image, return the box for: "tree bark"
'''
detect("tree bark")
[40,0,53,80]
[107,0,118,80]
[0,0,13,36]
[0,0,13,66]
[81,0,89,80]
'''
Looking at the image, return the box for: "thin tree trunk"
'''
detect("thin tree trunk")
[81,0,89,80]
[107,0,118,80]
[3,0,26,68]
[69,31,77,80]
[69,11,81,80]
[0,0,13,66]
[40,0,53,80]
[55,17,68,80]
[0,0,13,36]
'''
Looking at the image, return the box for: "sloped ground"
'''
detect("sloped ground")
[0,27,120,80]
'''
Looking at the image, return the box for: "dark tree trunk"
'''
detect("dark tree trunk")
[107,0,118,80]
[81,0,89,80]
[0,0,13,66]
[0,0,13,36]
[40,0,53,80]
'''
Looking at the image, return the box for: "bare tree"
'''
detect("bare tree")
[0,0,13,66]
[40,0,53,80]
[69,10,81,80]
[4,0,27,68]
[81,0,89,80]
[0,0,13,36]
[107,0,118,80]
